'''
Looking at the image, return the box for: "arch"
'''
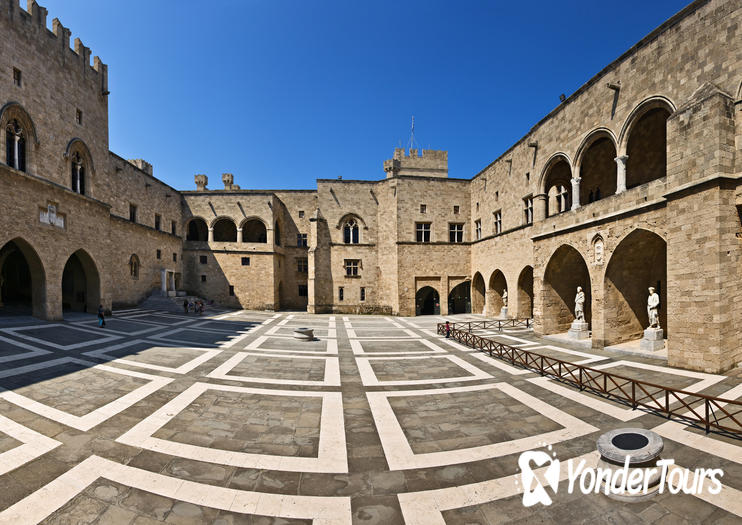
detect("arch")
[618,97,675,189]
[338,214,363,244]
[487,269,508,317]
[335,212,368,231]
[212,217,237,242]
[241,217,267,243]
[538,152,572,195]
[541,154,573,216]
[574,128,618,204]
[603,228,667,346]
[128,254,140,279]
[0,238,46,318]
[0,102,39,144]
[64,138,96,174]
[517,265,534,319]
[415,286,440,316]
[542,244,591,334]
[62,249,100,315]
[471,272,485,314]
[186,217,208,241]
[1,103,37,175]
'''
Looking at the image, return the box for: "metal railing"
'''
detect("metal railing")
[440,318,532,332]
[436,324,742,437]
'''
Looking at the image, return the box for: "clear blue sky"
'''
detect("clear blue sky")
[43,0,691,190]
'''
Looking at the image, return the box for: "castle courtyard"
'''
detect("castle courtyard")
[0,308,739,523]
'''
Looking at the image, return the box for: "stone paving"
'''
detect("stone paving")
[0,308,740,523]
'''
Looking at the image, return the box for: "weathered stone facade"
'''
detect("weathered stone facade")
[1,0,740,372]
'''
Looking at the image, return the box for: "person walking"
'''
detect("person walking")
[97,304,106,328]
[445,321,451,338]
[183,299,189,314]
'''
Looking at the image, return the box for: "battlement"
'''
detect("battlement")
[0,0,108,96]
[384,148,448,178]
[128,159,153,176]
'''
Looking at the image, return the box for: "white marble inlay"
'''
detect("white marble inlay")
[356,354,492,386]
[207,352,341,386]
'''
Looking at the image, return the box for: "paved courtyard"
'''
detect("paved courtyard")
[0,308,740,524]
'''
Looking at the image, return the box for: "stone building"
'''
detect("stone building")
[0,0,740,372]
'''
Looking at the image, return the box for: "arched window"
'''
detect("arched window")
[343,218,359,244]
[5,119,26,172]
[129,254,140,279]
[186,218,208,241]
[70,151,86,195]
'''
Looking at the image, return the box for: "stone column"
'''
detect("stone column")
[169,271,175,292]
[570,177,581,210]
[207,228,214,242]
[160,269,167,296]
[533,193,547,222]
[12,133,20,170]
[73,162,82,193]
[615,155,628,194]
[236,228,243,243]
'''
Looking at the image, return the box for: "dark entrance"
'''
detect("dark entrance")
[0,241,33,314]
[448,282,471,314]
[415,286,440,316]
[62,250,100,314]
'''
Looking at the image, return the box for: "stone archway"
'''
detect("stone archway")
[416,286,440,316]
[579,136,617,204]
[517,266,534,319]
[212,218,237,242]
[542,245,591,334]
[604,229,667,345]
[625,106,671,189]
[448,282,471,314]
[186,218,208,241]
[242,218,267,243]
[471,272,485,314]
[487,270,507,317]
[0,238,46,317]
[62,249,100,315]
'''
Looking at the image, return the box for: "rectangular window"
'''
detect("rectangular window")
[453,205,460,215]
[493,210,502,235]
[298,210,305,218]
[154,214,161,231]
[415,222,431,243]
[298,284,308,297]
[495,191,499,201]
[475,219,482,240]
[172,253,177,262]
[156,249,161,260]
[199,255,207,264]
[75,109,83,125]
[171,221,177,235]
[241,257,250,266]
[524,196,534,225]
[201,275,206,282]
[420,204,427,214]
[229,285,235,296]
[129,204,137,222]
[449,223,464,243]
[344,259,360,277]
[12,68,21,87]
[360,287,366,301]
[297,233,308,247]
[338,287,344,301]
[297,257,308,273]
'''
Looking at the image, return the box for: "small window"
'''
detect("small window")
[298,284,308,297]
[420,204,427,214]
[229,285,235,296]
[338,287,344,301]
[201,275,206,282]
[241,257,250,266]
[297,257,308,273]
[199,255,207,264]
[298,210,305,218]
[453,205,459,215]
[493,210,502,235]
[172,253,177,262]
[129,204,137,222]
[415,222,431,243]
[449,223,464,243]
[526,172,530,183]
[12,68,21,87]
[495,191,499,201]
[129,254,140,279]
[344,259,360,277]
[360,287,366,301]
[523,196,534,225]
[156,249,161,260]
[171,221,177,235]
[154,214,161,231]
[297,233,308,247]
[75,109,83,125]
[476,202,479,212]
[475,219,482,240]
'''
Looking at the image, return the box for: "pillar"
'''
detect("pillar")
[570,177,581,210]
[615,155,628,194]
[236,228,242,243]
[12,133,20,170]
[533,193,547,222]
[160,269,167,295]
[207,228,214,242]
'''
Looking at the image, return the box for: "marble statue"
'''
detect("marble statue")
[575,286,585,321]
[502,289,508,307]
[647,287,660,328]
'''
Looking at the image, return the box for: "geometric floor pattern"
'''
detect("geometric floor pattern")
[0,309,740,523]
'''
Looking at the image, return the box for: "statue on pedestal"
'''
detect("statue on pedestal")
[575,286,585,321]
[647,287,660,329]
[502,289,508,307]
